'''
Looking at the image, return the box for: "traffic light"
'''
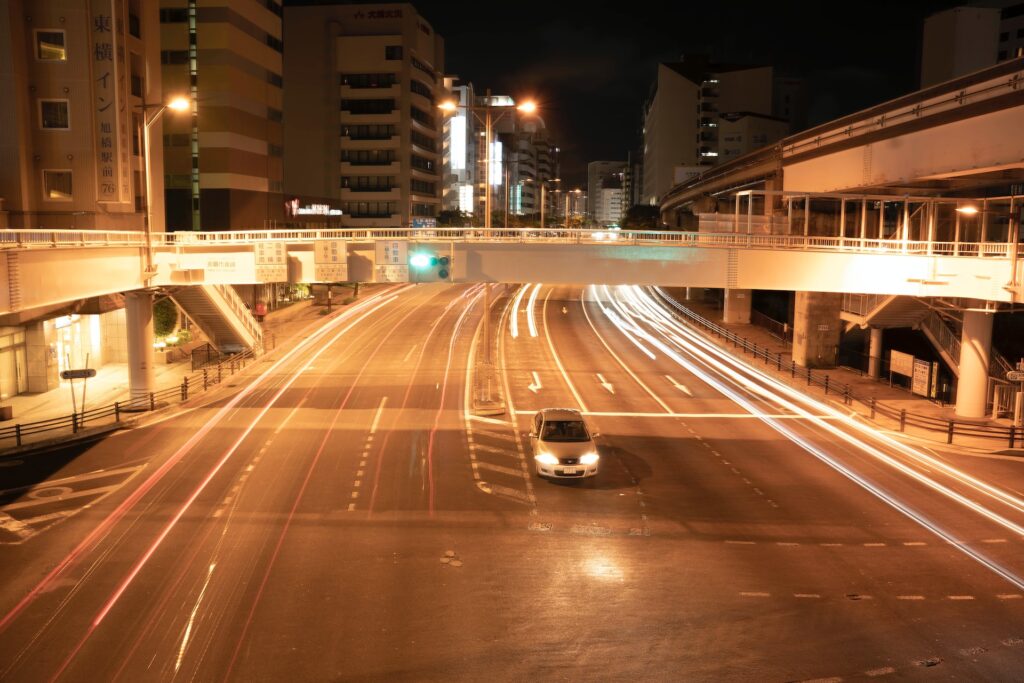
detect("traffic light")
[408,249,451,282]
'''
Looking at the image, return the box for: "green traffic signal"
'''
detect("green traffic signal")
[410,252,436,269]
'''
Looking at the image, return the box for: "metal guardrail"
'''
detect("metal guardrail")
[0,336,274,452]
[651,287,1023,448]
[2,227,1022,259]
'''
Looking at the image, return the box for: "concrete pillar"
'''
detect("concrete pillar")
[792,291,842,368]
[125,291,155,403]
[25,320,58,393]
[955,309,994,419]
[723,288,752,324]
[867,327,883,378]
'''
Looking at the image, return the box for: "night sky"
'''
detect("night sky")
[289,0,963,186]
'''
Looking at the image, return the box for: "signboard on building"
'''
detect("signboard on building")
[255,242,288,282]
[375,241,408,283]
[90,0,131,203]
[314,240,348,282]
[912,358,932,397]
[889,350,914,377]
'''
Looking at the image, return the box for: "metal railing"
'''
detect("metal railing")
[651,288,1023,448]
[0,336,274,452]
[209,284,264,350]
[2,227,1021,259]
[841,293,889,317]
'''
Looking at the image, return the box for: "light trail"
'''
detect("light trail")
[526,283,542,337]
[593,284,1024,589]
[0,288,403,639]
[509,283,530,339]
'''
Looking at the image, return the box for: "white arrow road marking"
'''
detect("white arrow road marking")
[528,371,542,394]
[665,375,693,396]
[596,373,615,394]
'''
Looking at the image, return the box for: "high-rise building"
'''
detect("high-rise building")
[717,112,789,162]
[159,0,284,231]
[596,175,623,227]
[0,0,164,231]
[586,160,625,221]
[1000,5,1024,61]
[283,3,444,229]
[642,57,787,204]
[441,80,476,215]
[920,6,1001,88]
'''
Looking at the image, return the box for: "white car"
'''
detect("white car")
[529,408,600,479]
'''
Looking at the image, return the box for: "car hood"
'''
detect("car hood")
[539,440,596,457]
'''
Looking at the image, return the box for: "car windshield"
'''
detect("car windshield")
[541,420,589,442]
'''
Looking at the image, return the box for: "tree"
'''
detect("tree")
[621,205,662,230]
[154,298,178,337]
[437,209,471,227]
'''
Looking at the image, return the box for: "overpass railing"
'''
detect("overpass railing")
[2,226,1022,258]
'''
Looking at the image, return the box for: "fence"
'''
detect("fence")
[0,345,266,451]
[651,288,1022,449]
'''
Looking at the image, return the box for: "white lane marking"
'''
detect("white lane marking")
[542,290,588,412]
[370,396,388,435]
[580,293,673,413]
[509,283,530,339]
[897,595,925,600]
[982,538,1008,544]
[0,512,32,539]
[739,592,770,597]
[997,594,1023,599]
[865,667,896,677]
[347,503,356,512]
[0,465,139,496]
[903,542,927,546]
[864,543,887,547]
[175,562,216,673]
[526,284,542,337]
[947,595,975,600]
[725,540,755,545]
[596,373,615,394]
[794,593,820,598]
[403,344,417,363]
[665,375,693,396]
[468,415,509,426]
[580,411,836,418]
[527,372,542,394]
[3,485,120,511]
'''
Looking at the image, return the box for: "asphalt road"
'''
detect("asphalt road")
[2,283,1024,681]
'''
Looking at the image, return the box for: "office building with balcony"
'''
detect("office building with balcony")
[284,3,444,228]
[642,57,786,204]
[159,0,284,231]
[0,0,163,231]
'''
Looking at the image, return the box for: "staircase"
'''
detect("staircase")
[842,294,1011,379]
[170,284,263,354]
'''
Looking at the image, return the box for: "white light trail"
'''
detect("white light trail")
[509,283,530,339]
[526,283,542,337]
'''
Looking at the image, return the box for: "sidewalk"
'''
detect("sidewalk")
[658,288,1021,455]
[0,293,368,452]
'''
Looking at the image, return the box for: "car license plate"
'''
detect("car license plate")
[562,467,576,475]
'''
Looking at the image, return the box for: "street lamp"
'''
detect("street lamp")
[522,177,559,229]
[439,92,537,234]
[137,95,189,278]
[565,188,582,229]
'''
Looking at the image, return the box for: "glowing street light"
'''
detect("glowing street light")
[438,92,538,232]
[955,205,979,215]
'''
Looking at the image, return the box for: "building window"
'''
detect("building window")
[128,12,141,38]
[411,57,435,82]
[341,124,397,139]
[267,71,283,88]
[159,8,187,22]
[266,1,283,18]
[1000,31,1009,43]
[411,154,435,172]
[340,73,398,88]
[410,106,434,127]
[409,79,434,102]
[341,175,396,192]
[35,30,66,61]
[385,45,402,60]
[341,149,396,165]
[42,170,73,201]
[341,99,395,114]
[39,99,70,129]
[340,201,396,218]
[161,50,188,64]
[268,107,283,123]
[267,35,283,53]
[410,130,436,152]
[412,203,435,217]
[411,179,436,195]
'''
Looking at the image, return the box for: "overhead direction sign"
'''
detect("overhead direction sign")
[1006,370,1024,382]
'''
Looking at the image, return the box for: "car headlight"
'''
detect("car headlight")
[580,452,599,465]
[535,453,559,465]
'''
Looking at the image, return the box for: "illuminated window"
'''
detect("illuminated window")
[43,170,72,200]
[39,99,70,129]
[36,30,66,61]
